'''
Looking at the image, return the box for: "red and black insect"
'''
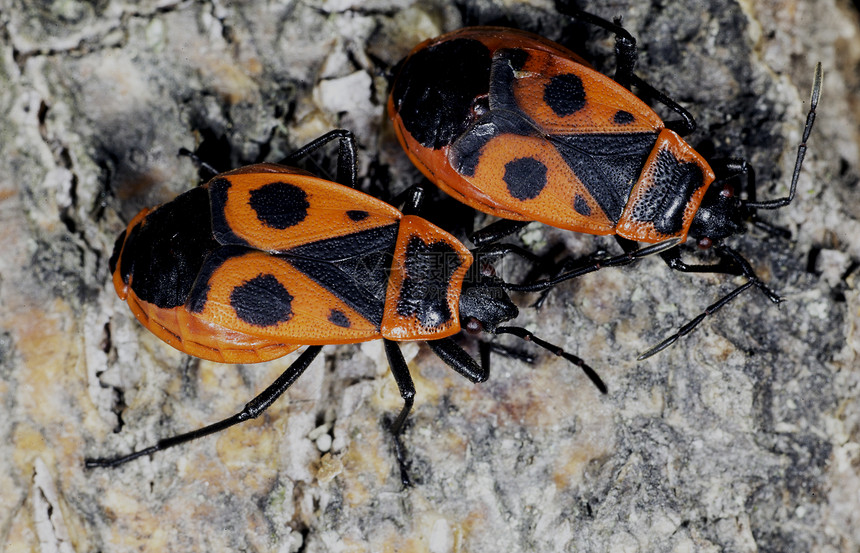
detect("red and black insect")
[388,7,821,357]
[87,130,654,482]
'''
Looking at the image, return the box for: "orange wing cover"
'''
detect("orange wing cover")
[390,27,714,242]
[111,165,414,363]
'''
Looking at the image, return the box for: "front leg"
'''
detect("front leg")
[639,243,782,359]
[658,243,744,277]
[659,244,781,303]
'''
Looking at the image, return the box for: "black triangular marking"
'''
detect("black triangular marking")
[284,224,400,328]
[550,132,658,223]
[186,225,399,329]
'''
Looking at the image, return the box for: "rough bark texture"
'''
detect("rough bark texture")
[1,0,857,552]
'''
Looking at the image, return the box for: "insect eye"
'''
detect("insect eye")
[720,184,735,198]
[465,317,483,334]
[697,237,713,249]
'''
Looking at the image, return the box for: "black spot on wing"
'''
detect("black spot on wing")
[392,38,492,149]
[544,74,586,117]
[614,110,635,125]
[230,274,294,327]
[551,132,658,222]
[632,149,704,235]
[503,157,548,201]
[347,210,369,222]
[328,309,351,328]
[249,181,310,229]
[121,186,219,308]
[396,235,463,330]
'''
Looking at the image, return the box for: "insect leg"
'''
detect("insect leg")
[659,244,781,302]
[639,245,782,358]
[638,280,756,359]
[710,158,790,239]
[555,2,696,134]
[494,326,607,393]
[426,337,489,383]
[476,242,612,309]
[474,242,549,269]
[178,147,221,181]
[85,346,324,468]
[470,219,531,246]
[619,236,742,279]
[527,247,611,309]
[383,339,416,487]
[382,337,495,485]
[712,158,756,200]
[390,184,426,216]
[503,239,679,292]
[479,340,536,367]
[628,75,697,135]
[554,1,638,88]
[277,129,358,188]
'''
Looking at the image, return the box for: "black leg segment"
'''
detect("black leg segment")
[469,219,531,246]
[178,147,221,181]
[388,184,427,215]
[555,2,696,133]
[494,326,607,393]
[503,239,679,293]
[555,1,638,88]
[638,280,756,360]
[427,337,489,383]
[629,74,697,135]
[640,244,782,358]
[277,129,358,188]
[85,345,324,468]
[659,245,781,304]
[383,339,416,487]
[384,339,417,436]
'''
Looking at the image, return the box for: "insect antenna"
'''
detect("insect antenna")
[494,326,608,394]
[641,65,822,360]
[743,62,821,211]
